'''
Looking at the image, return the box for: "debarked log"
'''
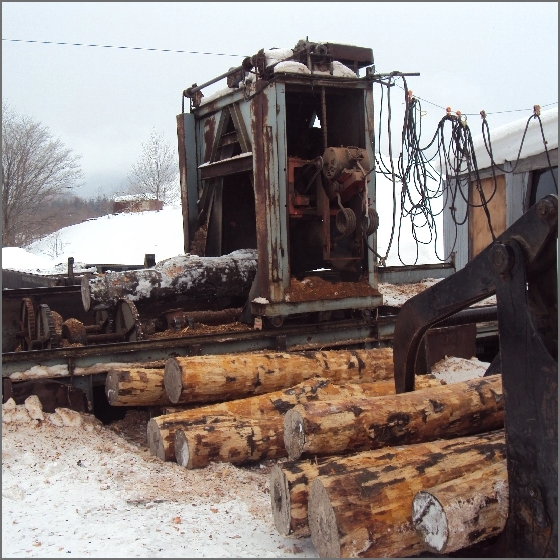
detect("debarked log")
[270,431,504,539]
[174,416,285,468]
[164,347,395,405]
[412,460,508,554]
[105,366,170,406]
[284,375,504,460]
[306,430,506,558]
[81,249,257,311]
[148,374,432,462]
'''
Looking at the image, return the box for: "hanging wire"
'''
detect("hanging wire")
[369,77,557,266]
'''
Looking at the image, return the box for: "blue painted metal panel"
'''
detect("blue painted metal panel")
[181,113,199,248]
[364,86,377,288]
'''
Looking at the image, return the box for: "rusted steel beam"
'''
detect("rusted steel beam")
[199,153,253,179]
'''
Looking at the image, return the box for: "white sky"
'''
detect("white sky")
[2,2,558,198]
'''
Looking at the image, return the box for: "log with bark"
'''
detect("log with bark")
[284,375,504,460]
[270,432,502,539]
[174,416,285,468]
[164,347,395,405]
[148,374,441,461]
[306,430,506,558]
[105,366,169,406]
[172,375,443,469]
[412,460,508,554]
[81,249,257,311]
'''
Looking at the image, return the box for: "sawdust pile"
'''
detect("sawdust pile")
[2,398,317,558]
[285,276,379,303]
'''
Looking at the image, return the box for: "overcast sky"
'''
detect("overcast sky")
[2,2,558,199]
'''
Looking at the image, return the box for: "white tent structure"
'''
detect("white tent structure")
[443,107,558,270]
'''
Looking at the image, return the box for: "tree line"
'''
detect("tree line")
[2,102,179,247]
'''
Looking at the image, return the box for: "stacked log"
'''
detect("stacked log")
[105,365,169,406]
[305,430,506,558]
[412,460,508,554]
[173,376,444,469]
[283,375,504,460]
[148,375,443,462]
[163,347,394,405]
[81,248,257,311]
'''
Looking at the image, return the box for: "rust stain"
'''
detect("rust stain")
[251,86,271,297]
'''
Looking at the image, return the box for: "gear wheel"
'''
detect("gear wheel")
[36,304,61,349]
[19,298,36,351]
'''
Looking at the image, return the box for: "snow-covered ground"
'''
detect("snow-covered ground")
[1,402,318,559]
[2,205,185,275]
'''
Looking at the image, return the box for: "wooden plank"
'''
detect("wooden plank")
[469,175,506,260]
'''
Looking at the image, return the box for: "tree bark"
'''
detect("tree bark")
[171,377,442,469]
[164,347,395,405]
[412,460,508,554]
[284,375,504,460]
[81,249,257,311]
[269,431,504,539]
[306,430,506,558]
[105,366,170,406]
[148,374,435,462]
[174,416,285,469]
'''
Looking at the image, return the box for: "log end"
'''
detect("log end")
[81,274,93,312]
[308,478,341,559]
[174,429,192,469]
[283,409,305,461]
[270,464,292,536]
[105,370,120,406]
[147,418,167,461]
[164,358,183,404]
[412,491,448,554]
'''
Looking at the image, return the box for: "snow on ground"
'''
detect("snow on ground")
[2,401,318,559]
[431,355,489,384]
[2,205,185,274]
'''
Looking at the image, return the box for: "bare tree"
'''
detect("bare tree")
[2,102,83,246]
[127,129,179,204]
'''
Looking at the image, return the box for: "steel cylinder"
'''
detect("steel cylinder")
[322,146,371,181]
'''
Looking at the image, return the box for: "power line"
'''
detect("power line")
[2,38,247,57]
[393,82,557,117]
[5,37,558,116]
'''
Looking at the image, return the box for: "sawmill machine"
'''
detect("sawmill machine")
[178,40,387,327]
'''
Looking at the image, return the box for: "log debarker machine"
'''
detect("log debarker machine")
[177,40,385,327]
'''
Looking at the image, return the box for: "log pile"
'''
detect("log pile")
[148,374,443,462]
[172,375,444,468]
[98,344,507,557]
[269,374,508,558]
[283,375,504,460]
